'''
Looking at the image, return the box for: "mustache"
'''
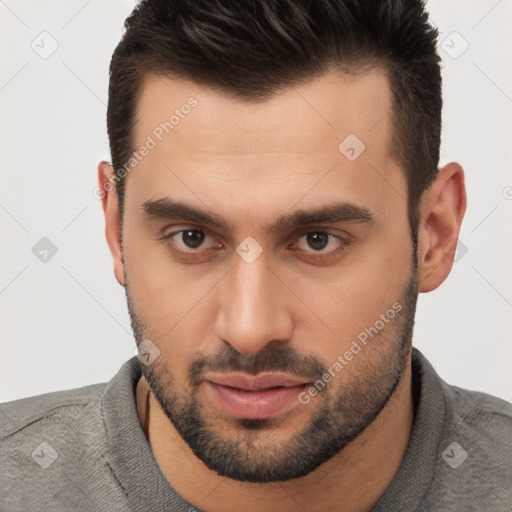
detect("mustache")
[188,344,327,385]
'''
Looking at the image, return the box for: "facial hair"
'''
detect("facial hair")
[125,260,419,483]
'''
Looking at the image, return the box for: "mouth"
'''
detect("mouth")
[205,372,310,420]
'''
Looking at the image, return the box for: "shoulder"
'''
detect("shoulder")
[442,382,512,442]
[0,382,118,510]
[426,381,512,509]
[0,382,107,441]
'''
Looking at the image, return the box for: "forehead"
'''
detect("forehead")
[133,67,393,159]
[125,68,402,228]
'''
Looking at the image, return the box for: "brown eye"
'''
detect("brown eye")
[304,232,330,251]
[180,230,206,249]
[296,231,340,253]
[290,230,352,261]
[162,229,219,253]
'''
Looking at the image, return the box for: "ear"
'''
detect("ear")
[97,161,125,287]
[417,162,467,293]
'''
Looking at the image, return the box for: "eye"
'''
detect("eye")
[160,227,351,262]
[162,229,220,252]
[291,230,351,259]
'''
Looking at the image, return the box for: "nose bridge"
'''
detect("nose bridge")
[232,255,271,325]
[215,250,292,354]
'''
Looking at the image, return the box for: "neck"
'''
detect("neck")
[136,361,414,512]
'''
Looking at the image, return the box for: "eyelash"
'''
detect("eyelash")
[160,227,352,262]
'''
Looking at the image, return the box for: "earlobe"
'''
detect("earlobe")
[97,160,125,287]
[417,162,467,293]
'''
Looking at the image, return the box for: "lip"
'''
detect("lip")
[207,372,309,390]
[205,372,310,419]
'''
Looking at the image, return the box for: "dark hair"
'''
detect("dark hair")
[107,0,442,244]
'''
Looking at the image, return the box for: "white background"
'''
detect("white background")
[1,0,511,403]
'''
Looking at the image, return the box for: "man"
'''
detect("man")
[1,0,511,511]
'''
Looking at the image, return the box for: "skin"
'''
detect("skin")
[99,68,466,512]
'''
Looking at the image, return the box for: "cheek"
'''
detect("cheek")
[124,238,222,368]
[291,230,412,357]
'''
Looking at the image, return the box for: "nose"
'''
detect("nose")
[215,251,294,354]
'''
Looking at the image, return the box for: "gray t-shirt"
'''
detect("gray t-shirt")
[1,347,511,511]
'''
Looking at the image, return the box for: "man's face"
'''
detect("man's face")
[121,69,418,482]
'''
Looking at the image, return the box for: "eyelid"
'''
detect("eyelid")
[161,227,221,251]
[290,229,352,258]
[162,225,349,240]
[294,226,352,240]
[160,225,353,259]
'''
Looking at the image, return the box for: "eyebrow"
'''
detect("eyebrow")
[142,197,375,233]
